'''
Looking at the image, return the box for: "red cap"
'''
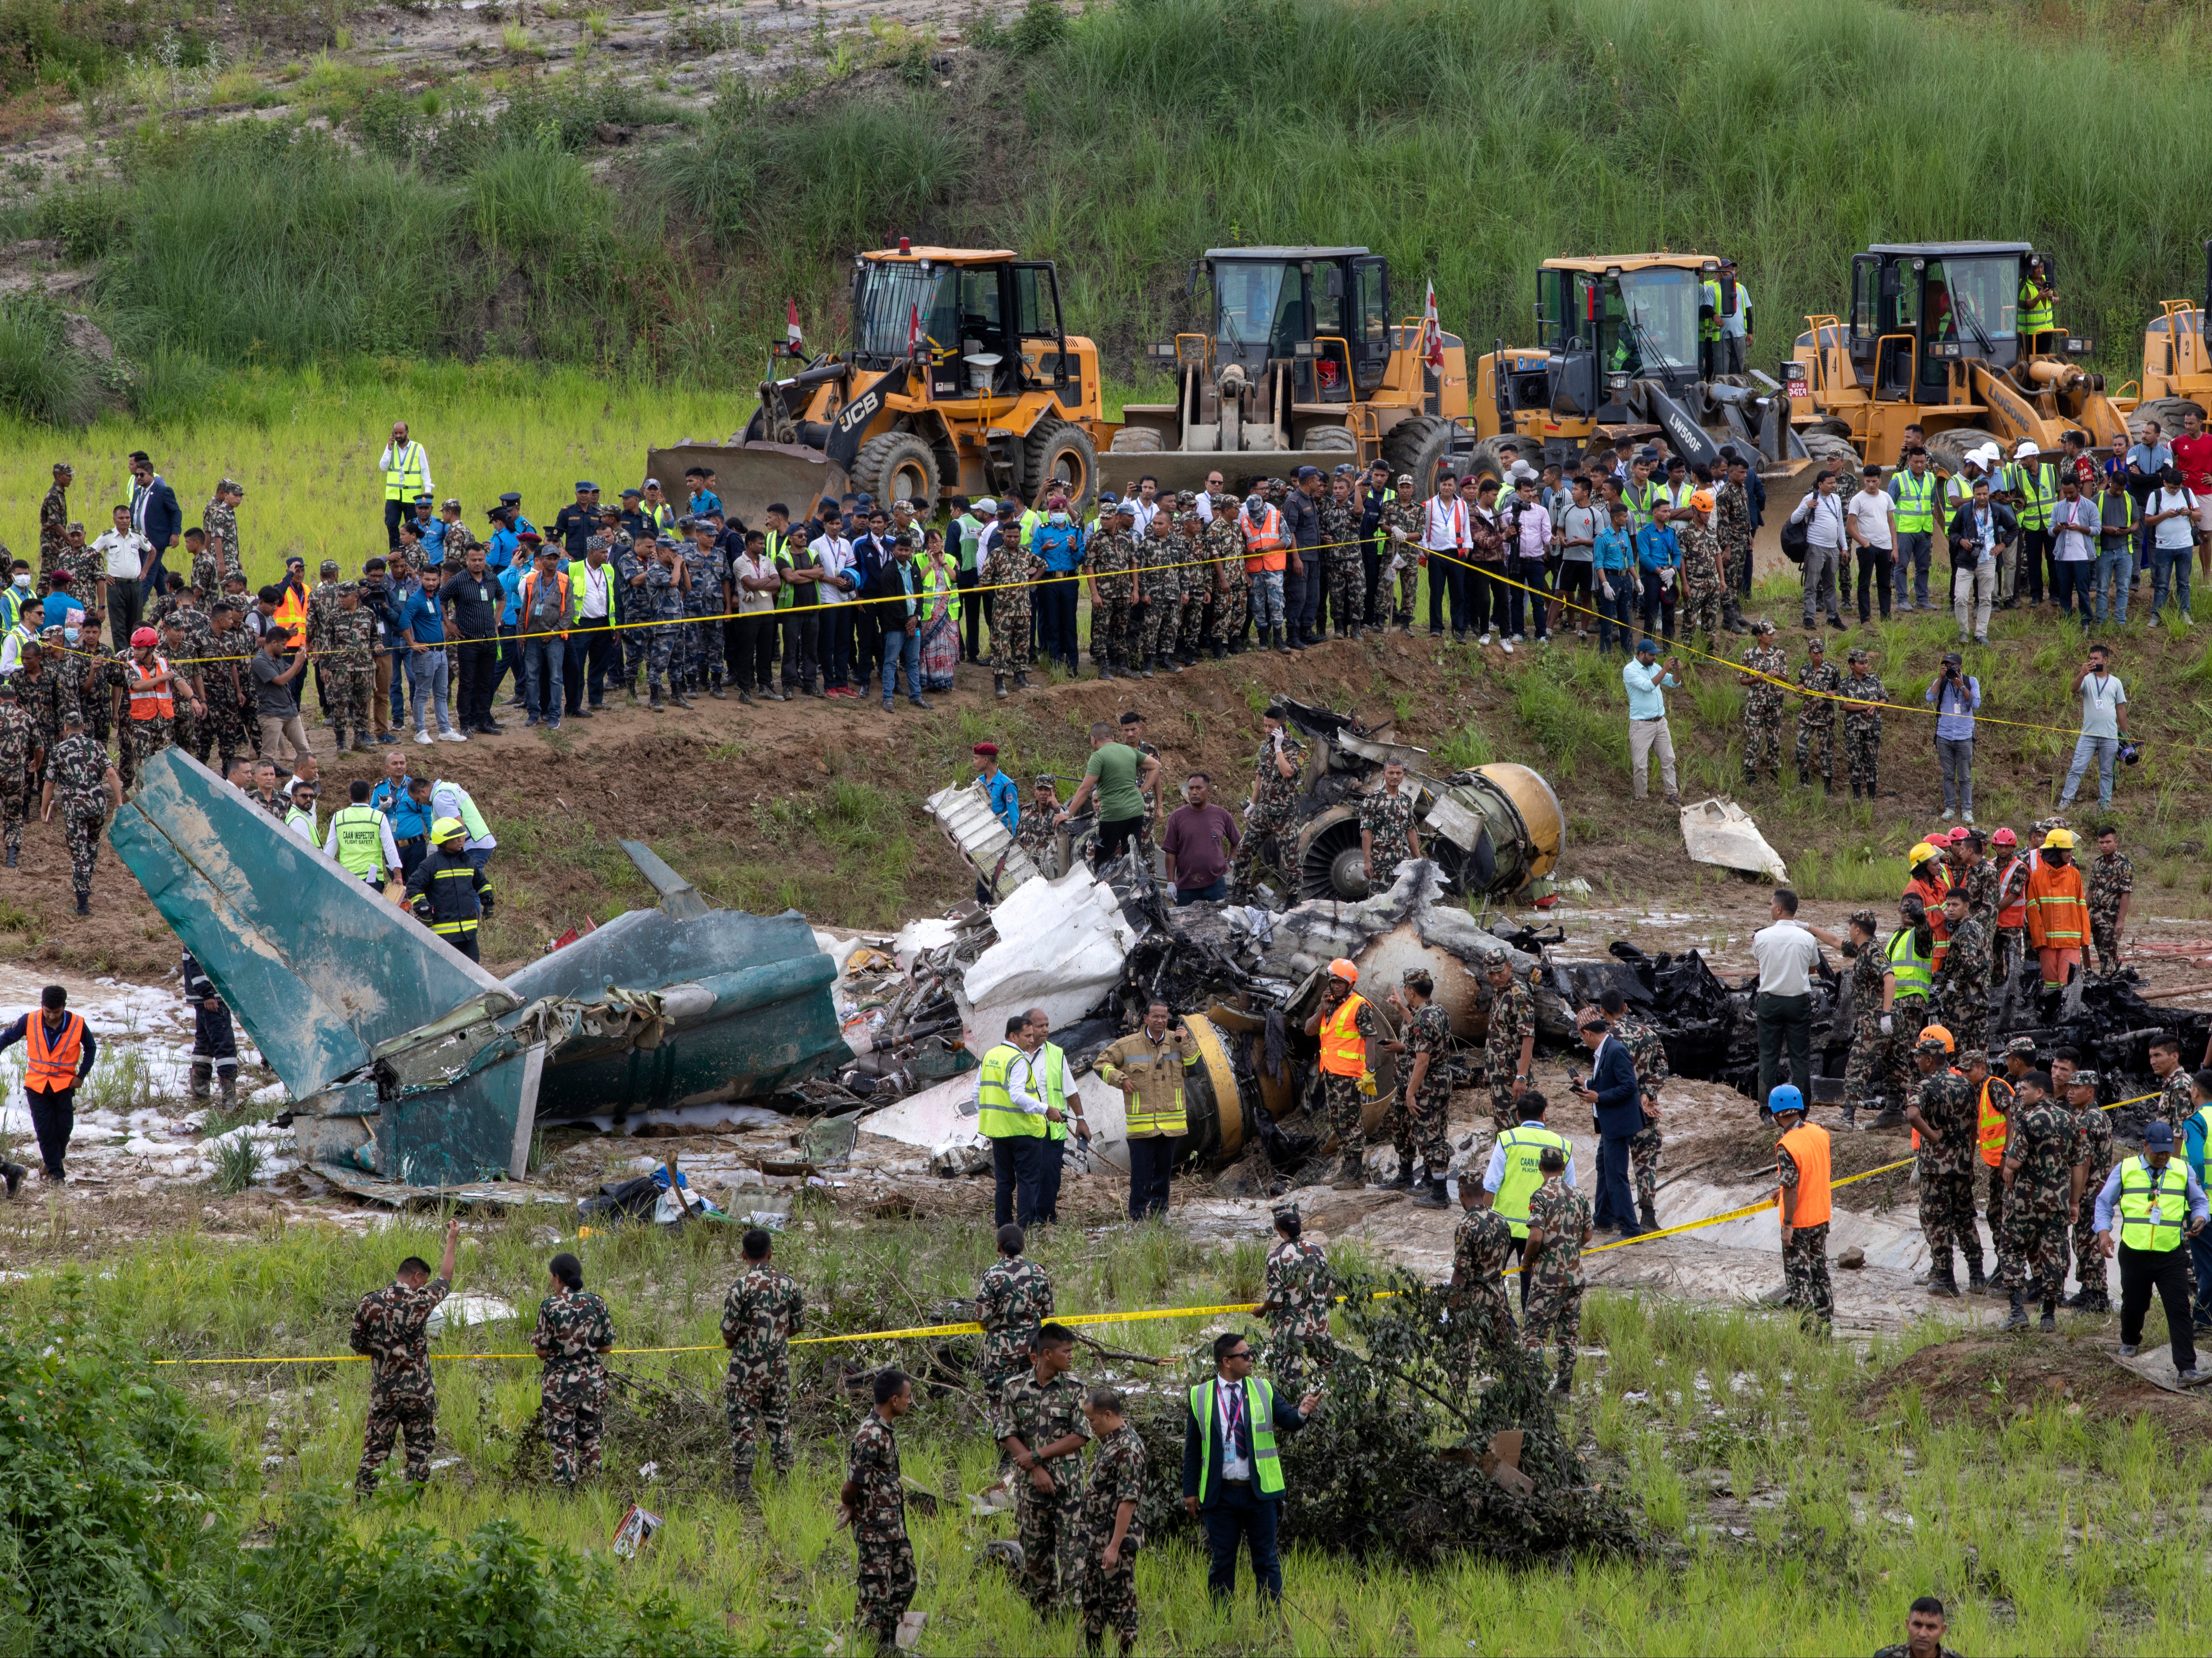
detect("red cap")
[130,626,158,647]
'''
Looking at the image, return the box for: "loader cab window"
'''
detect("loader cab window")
[1213,260,1305,365]
[1013,262,1071,394]
[1535,269,1567,350]
[854,260,948,362]
[1923,257,2016,347]
[1599,268,1698,377]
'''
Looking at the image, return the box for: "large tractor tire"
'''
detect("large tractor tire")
[1022,417,1098,514]
[1108,426,1163,452]
[1799,431,1857,469]
[1464,435,1511,487]
[1381,414,1455,498]
[1303,423,1358,452]
[851,432,939,509]
[1925,427,1998,479]
[2135,396,2206,441]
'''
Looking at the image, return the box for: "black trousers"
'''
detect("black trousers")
[1855,546,1894,621]
[454,639,497,730]
[955,567,981,660]
[1201,1484,1282,1601]
[733,615,777,690]
[384,498,405,551]
[1126,1134,1174,1221]
[2119,1243,2198,1375]
[25,1083,73,1176]
[1755,990,1813,1113]
[990,1133,1044,1228]
[490,623,518,700]
[563,615,615,711]
[1040,1135,1066,1223]
[1097,814,1144,864]
[782,612,816,688]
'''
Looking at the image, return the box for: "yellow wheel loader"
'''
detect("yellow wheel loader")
[2134,237,2212,437]
[648,243,1107,524]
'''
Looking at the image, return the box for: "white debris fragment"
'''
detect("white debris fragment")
[425,1294,518,1337]
[1679,798,1788,880]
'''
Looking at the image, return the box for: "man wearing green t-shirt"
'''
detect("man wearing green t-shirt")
[1057,720,1162,865]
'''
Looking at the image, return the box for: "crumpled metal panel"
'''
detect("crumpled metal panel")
[926,780,1040,901]
[109,748,506,1099]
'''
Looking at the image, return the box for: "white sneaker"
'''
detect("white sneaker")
[1501,638,1515,653]
[1478,632,1493,646]
[414,731,433,746]
[1939,809,1953,821]
[1963,811,1975,825]
[1513,632,1526,642]
[440,730,468,742]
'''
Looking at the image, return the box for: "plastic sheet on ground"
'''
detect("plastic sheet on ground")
[1679,798,1788,881]
[425,1293,518,1337]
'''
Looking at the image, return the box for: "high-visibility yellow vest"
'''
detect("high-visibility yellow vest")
[1037,1041,1071,1143]
[1624,480,1661,532]
[2018,279,2054,336]
[329,803,388,880]
[1190,1376,1284,1501]
[922,560,961,621]
[1317,993,1370,1078]
[285,804,318,842]
[1892,469,1937,534]
[977,1042,1043,1140]
[2095,489,2138,534]
[2004,462,2054,530]
[383,441,428,502]
[1887,926,1934,1001]
[431,780,490,842]
[1493,1124,1569,1239]
[2117,1157,2190,1253]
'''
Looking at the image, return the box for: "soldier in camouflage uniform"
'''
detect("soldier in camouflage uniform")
[1075,1386,1146,1658]
[991,1324,1091,1614]
[1259,1204,1335,1386]
[681,520,726,694]
[14,640,62,756]
[1383,970,1454,1199]
[1225,705,1306,899]
[327,587,378,752]
[1014,778,1063,873]
[2086,828,2133,976]
[1715,460,1752,633]
[1320,474,1365,639]
[721,1231,804,1491]
[41,713,118,913]
[1791,637,1843,792]
[198,479,243,602]
[613,532,656,698]
[0,683,32,867]
[1607,997,1670,1229]
[529,1254,615,1488]
[1481,947,1536,1135]
[642,539,690,709]
[1171,494,1211,664]
[202,603,256,773]
[304,561,345,727]
[155,614,209,765]
[1839,910,1893,1128]
[983,518,1041,694]
[1521,1150,1592,1393]
[1950,831,2000,924]
[349,1220,457,1499]
[1905,1029,1981,1298]
[47,621,97,736]
[840,1371,916,1657]
[1840,647,1886,801]
[1770,1089,1833,1329]
[976,1226,1054,1405]
[1675,506,1726,651]
[1738,621,1788,783]
[2063,1070,2113,1310]
[1358,761,1421,890]
[1933,891,1991,1059]
[1449,1180,1517,1357]
[1994,1071,2078,1330]
[1203,489,1247,653]
[1382,478,1423,630]
[1308,964,1382,1185]
[1083,502,1139,679]
[1136,511,1185,675]
[36,463,69,598]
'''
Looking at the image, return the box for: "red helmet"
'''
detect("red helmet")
[1989,827,2018,846]
[130,626,158,648]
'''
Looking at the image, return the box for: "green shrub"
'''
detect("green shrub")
[0,294,103,425]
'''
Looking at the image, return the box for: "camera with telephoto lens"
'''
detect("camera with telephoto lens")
[2120,742,2141,766]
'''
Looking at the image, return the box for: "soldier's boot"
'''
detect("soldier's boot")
[2,1162,23,1198]
[710,672,726,700]
[1841,1102,1858,1130]
[1096,653,1114,682]
[1867,765,1879,797]
[1012,671,1030,690]
[1350,622,1364,641]
[1966,1262,1989,1296]
[1822,775,1835,797]
[1274,627,1292,654]
[1850,781,1862,801]
[73,892,89,916]
[1330,1151,1367,1191]
[2003,1290,2030,1331]
[1166,653,1185,673]
[1212,641,1228,659]
[3,850,13,869]
[1926,1251,1960,1298]
[669,686,696,709]
[189,1061,211,1103]
[648,683,665,711]
[1381,1162,1414,1191]
[1139,654,1156,678]
[1797,767,1812,788]
[994,674,1008,700]
[1639,1196,1659,1232]
[1550,1359,1574,1396]
[2040,1297,2057,1332]
[626,678,639,705]
[1410,1175,1450,1209]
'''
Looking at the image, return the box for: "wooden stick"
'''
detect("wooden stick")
[2135,981,2212,1003]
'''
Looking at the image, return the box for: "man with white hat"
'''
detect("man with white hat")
[2000,437,2055,607]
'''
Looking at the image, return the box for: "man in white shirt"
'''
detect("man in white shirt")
[1421,472,1470,639]
[2144,466,2200,629]
[1844,465,1895,623]
[2048,476,2099,621]
[377,421,433,553]
[1750,888,1842,1118]
[2058,644,2130,810]
[809,510,857,695]
[90,505,151,619]
[1127,476,1160,537]
[1787,471,1849,631]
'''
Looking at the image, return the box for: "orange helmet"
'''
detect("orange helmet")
[1327,958,1358,983]
[1916,1024,1955,1054]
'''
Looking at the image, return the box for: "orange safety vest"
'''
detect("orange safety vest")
[1778,1121,1831,1227]
[2024,859,2087,948]
[1906,874,1952,968]
[273,583,308,636]
[1241,506,1288,573]
[519,569,572,639]
[1318,992,1370,1077]
[24,1009,84,1093]
[127,653,174,721]
[1995,856,2029,929]
[1977,1076,2009,1168]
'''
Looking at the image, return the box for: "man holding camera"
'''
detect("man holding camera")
[1922,653,1981,824]
[2058,644,2131,811]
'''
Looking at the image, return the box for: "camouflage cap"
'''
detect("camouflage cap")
[51,461,71,474]
[1752,616,1775,634]
[1271,1202,1300,1227]
[2004,1037,2039,1058]
[1175,490,1197,505]
[1805,636,1825,651]
[1846,646,1868,662]
[1396,473,1415,486]
[219,477,244,496]
[1476,945,1510,968]
[1847,908,1879,935]
[336,581,360,597]
[2067,1069,2100,1089]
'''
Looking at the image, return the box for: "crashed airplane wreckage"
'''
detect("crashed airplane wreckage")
[109,749,852,1194]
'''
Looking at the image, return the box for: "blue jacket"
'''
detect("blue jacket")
[132,474,182,555]
[1592,528,1634,573]
[981,768,1018,835]
[1032,521,1085,574]
[1634,523,1678,573]
[1585,1035,1645,1138]
[370,776,433,842]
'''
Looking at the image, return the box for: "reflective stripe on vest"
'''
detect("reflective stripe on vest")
[1778,1122,1832,1227]
[1996,857,2029,929]
[2095,490,2138,532]
[2018,280,2054,335]
[1038,1041,1071,1143]
[428,865,480,935]
[274,586,307,636]
[976,1042,1042,1140]
[1886,926,1934,1000]
[127,654,174,720]
[1120,1037,1191,1138]
[521,570,572,637]
[1976,1078,2008,1168]
[24,1010,84,1093]
[1893,470,1937,534]
[1625,481,1660,532]
[1317,993,1369,1078]
[330,804,388,880]
[1494,1124,1569,1239]
[923,562,961,621]
[1190,1376,1284,1502]
[383,442,427,501]
[2118,1157,2190,1253]
[2010,463,2054,530]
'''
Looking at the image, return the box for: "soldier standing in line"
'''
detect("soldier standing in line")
[349,1219,459,1499]
[2150,1032,2195,1141]
[327,585,378,754]
[1083,501,1138,680]
[1738,620,1788,785]
[1997,1070,2079,1332]
[1136,505,1184,676]
[1933,890,1992,1061]
[36,462,69,598]
[1448,1173,1517,1359]
[983,506,1040,696]
[1320,473,1364,641]
[1075,1384,1146,1658]
[1203,484,1246,656]
[1840,647,1886,802]
[304,559,345,729]
[1358,758,1422,891]
[839,1369,917,1658]
[529,1252,615,1488]
[1675,488,1726,652]
[1381,474,1423,631]
[1715,456,1753,634]
[1905,1026,1980,1299]
[1520,1146,1592,1395]
[1792,635,1843,794]
[2063,1068,2114,1311]
[613,528,654,702]
[39,712,120,915]
[202,602,255,775]
[0,682,36,869]
[1225,703,1306,899]
[976,1223,1054,1406]
[991,1323,1091,1615]
[721,1227,804,1495]
[1256,1204,1335,1385]
[1173,492,1211,665]
[1480,947,1536,1139]
[1770,1085,1834,1332]
[648,536,694,710]
[1382,969,1455,1205]
[1839,910,1894,1130]
[2086,825,2133,976]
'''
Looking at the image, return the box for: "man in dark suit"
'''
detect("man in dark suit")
[1570,1014,1647,1238]
[1180,1330,1320,1604]
[126,451,182,647]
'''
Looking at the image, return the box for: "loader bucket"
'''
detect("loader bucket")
[1093,446,1374,499]
[644,440,852,528]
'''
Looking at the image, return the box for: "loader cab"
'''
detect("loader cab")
[1846,242,2047,403]
[1525,256,1709,427]
[848,247,1078,404]
[1202,248,1392,403]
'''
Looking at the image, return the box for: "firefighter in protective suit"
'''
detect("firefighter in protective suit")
[404,816,494,962]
